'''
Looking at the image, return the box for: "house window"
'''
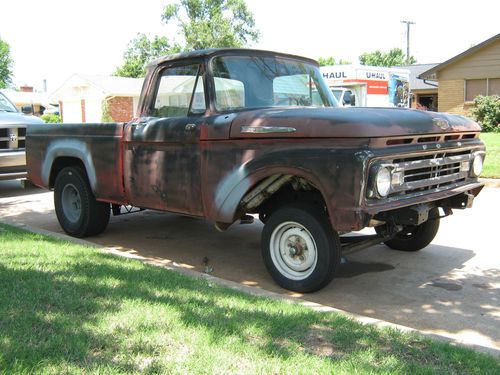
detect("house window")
[465,78,500,101]
[489,78,500,96]
[465,79,487,101]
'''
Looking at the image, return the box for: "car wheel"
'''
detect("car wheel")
[54,166,110,237]
[376,208,440,252]
[261,203,340,292]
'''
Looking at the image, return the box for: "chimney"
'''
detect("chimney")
[20,85,34,93]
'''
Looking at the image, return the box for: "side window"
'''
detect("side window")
[152,64,206,117]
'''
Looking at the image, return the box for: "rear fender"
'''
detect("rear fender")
[42,139,97,192]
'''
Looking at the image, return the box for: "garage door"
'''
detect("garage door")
[62,100,82,123]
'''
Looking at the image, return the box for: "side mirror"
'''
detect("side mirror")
[350,93,356,106]
[22,105,33,115]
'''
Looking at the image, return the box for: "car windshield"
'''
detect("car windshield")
[0,92,18,113]
[211,55,338,111]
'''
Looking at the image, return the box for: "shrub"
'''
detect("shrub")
[41,113,62,123]
[471,95,500,132]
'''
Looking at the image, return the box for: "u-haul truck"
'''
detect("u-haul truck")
[320,65,410,108]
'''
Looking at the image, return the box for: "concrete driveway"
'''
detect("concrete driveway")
[1,180,499,353]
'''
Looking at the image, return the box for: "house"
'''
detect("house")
[0,87,51,116]
[395,64,439,111]
[50,74,143,123]
[419,33,500,115]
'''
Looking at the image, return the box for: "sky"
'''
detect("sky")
[0,0,498,93]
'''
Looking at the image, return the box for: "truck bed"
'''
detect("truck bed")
[27,123,126,204]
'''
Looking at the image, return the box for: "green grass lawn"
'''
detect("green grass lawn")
[1,223,499,374]
[481,133,500,178]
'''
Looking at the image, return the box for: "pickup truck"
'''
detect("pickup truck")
[1,91,44,180]
[27,48,486,292]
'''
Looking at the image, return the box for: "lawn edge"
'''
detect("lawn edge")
[1,218,499,358]
[479,178,500,188]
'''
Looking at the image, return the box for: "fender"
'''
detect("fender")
[42,139,98,192]
[213,163,328,224]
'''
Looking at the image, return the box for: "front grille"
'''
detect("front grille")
[0,127,26,150]
[390,150,471,196]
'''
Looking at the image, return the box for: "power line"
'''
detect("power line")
[401,20,415,64]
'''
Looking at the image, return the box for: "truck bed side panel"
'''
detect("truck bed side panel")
[27,123,126,204]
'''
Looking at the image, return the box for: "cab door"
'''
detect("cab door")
[123,63,207,216]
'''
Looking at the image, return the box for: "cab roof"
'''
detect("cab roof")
[147,48,319,69]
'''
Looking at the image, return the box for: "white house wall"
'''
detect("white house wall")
[85,98,104,123]
[62,100,83,123]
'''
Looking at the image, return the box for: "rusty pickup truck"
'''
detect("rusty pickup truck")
[27,48,486,292]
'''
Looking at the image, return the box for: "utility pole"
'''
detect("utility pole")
[401,20,415,64]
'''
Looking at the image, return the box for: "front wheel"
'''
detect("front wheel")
[54,166,110,237]
[261,204,341,293]
[376,208,440,252]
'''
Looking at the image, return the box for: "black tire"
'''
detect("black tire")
[376,209,440,252]
[54,166,110,237]
[261,203,341,293]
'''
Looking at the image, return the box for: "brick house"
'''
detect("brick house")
[50,74,143,123]
[395,64,439,111]
[419,33,500,116]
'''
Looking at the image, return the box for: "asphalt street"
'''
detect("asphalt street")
[1,179,499,353]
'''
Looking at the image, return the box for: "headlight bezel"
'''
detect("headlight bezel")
[471,153,484,177]
[370,164,393,198]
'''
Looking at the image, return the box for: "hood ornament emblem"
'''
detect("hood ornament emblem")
[433,118,450,130]
[9,133,17,142]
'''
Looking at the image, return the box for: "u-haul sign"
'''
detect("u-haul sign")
[320,64,410,108]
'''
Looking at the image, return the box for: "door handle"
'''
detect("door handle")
[185,123,196,132]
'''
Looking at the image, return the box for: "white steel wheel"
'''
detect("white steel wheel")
[61,183,82,224]
[270,222,318,280]
[261,203,341,293]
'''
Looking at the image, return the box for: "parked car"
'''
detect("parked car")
[0,91,44,180]
[43,105,60,116]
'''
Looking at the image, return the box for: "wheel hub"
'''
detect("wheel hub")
[270,222,318,280]
[61,183,82,223]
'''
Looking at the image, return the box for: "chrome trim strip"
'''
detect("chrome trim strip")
[241,126,296,134]
[396,154,470,171]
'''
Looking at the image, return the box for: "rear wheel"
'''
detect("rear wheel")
[376,208,440,251]
[261,203,340,292]
[54,166,110,237]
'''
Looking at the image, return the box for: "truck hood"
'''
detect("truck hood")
[0,112,45,126]
[229,107,481,139]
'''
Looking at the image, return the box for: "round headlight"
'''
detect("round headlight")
[472,155,483,177]
[375,166,391,197]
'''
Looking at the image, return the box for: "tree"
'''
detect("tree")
[115,33,179,78]
[317,56,351,66]
[359,48,416,67]
[471,95,500,132]
[116,1,259,78]
[0,38,13,89]
[162,0,259,50]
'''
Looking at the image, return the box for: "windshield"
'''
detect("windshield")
[0,92,18,113]
[211,55,337,111]
[331,89,342,101]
